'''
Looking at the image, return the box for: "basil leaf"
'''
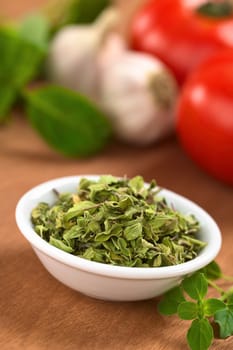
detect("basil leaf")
[182,273,208,301]
[187,318,213,350]
[214,308,233,338]
[0,27,43,84]
[178,301,198,320]
[25,86,112,157]
[0,27,45,121]
[0,85,17,121]
[19,13,50,50]
[203,298,226,317]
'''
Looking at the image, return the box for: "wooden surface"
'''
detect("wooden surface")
[1,1,233,349]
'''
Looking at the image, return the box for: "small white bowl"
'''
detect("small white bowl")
[15,176,222,301]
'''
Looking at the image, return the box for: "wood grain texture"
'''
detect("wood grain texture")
[0,1,233,349]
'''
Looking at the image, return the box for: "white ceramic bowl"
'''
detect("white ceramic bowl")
[15,176,222,301]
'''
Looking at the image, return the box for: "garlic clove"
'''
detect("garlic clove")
[48,26,99,97]
[98,34,178,145]
[47,8,119,101]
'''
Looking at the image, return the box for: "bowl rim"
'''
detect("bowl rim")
[15,175,222,280]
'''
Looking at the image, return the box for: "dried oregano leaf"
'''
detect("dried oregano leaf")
[31,175,206,267]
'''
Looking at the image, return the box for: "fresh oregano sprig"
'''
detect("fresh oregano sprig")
[158,261,233,350]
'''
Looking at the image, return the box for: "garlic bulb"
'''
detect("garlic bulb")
[98,35,178,145]
[47,8,119,101]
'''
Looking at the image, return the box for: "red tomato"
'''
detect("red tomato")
[130,0,233,83]
[176,51,233,185]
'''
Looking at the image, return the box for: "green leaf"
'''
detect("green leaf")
[158,285,185,315]
[56,0,110,28]
[128,176,145,195]
[203,298,226,317]
[19,13,50,50]
[227,294,233,310]
[197,2,233,18]
[0,27,45,121]
[82,246,105,263]
[70,0,110,24]
[49,236,74,253]
[47,0,111,34]
[63,225,83,241]
[158,298,177,316]
[65,201,96,220]
[99,175,119,185]
[200,261,222,280]
[89,183,110,202]
[178,301,198,320]
[0,85,17,121]
[0,27,44,85]
[150,214,174,230]
[182,273,208,301]
[214,308,233,338]
[124,222,142,241]
[25,85,112,157]
[187,318,214,350]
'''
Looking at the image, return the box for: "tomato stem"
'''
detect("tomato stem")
[197,1,233,18]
